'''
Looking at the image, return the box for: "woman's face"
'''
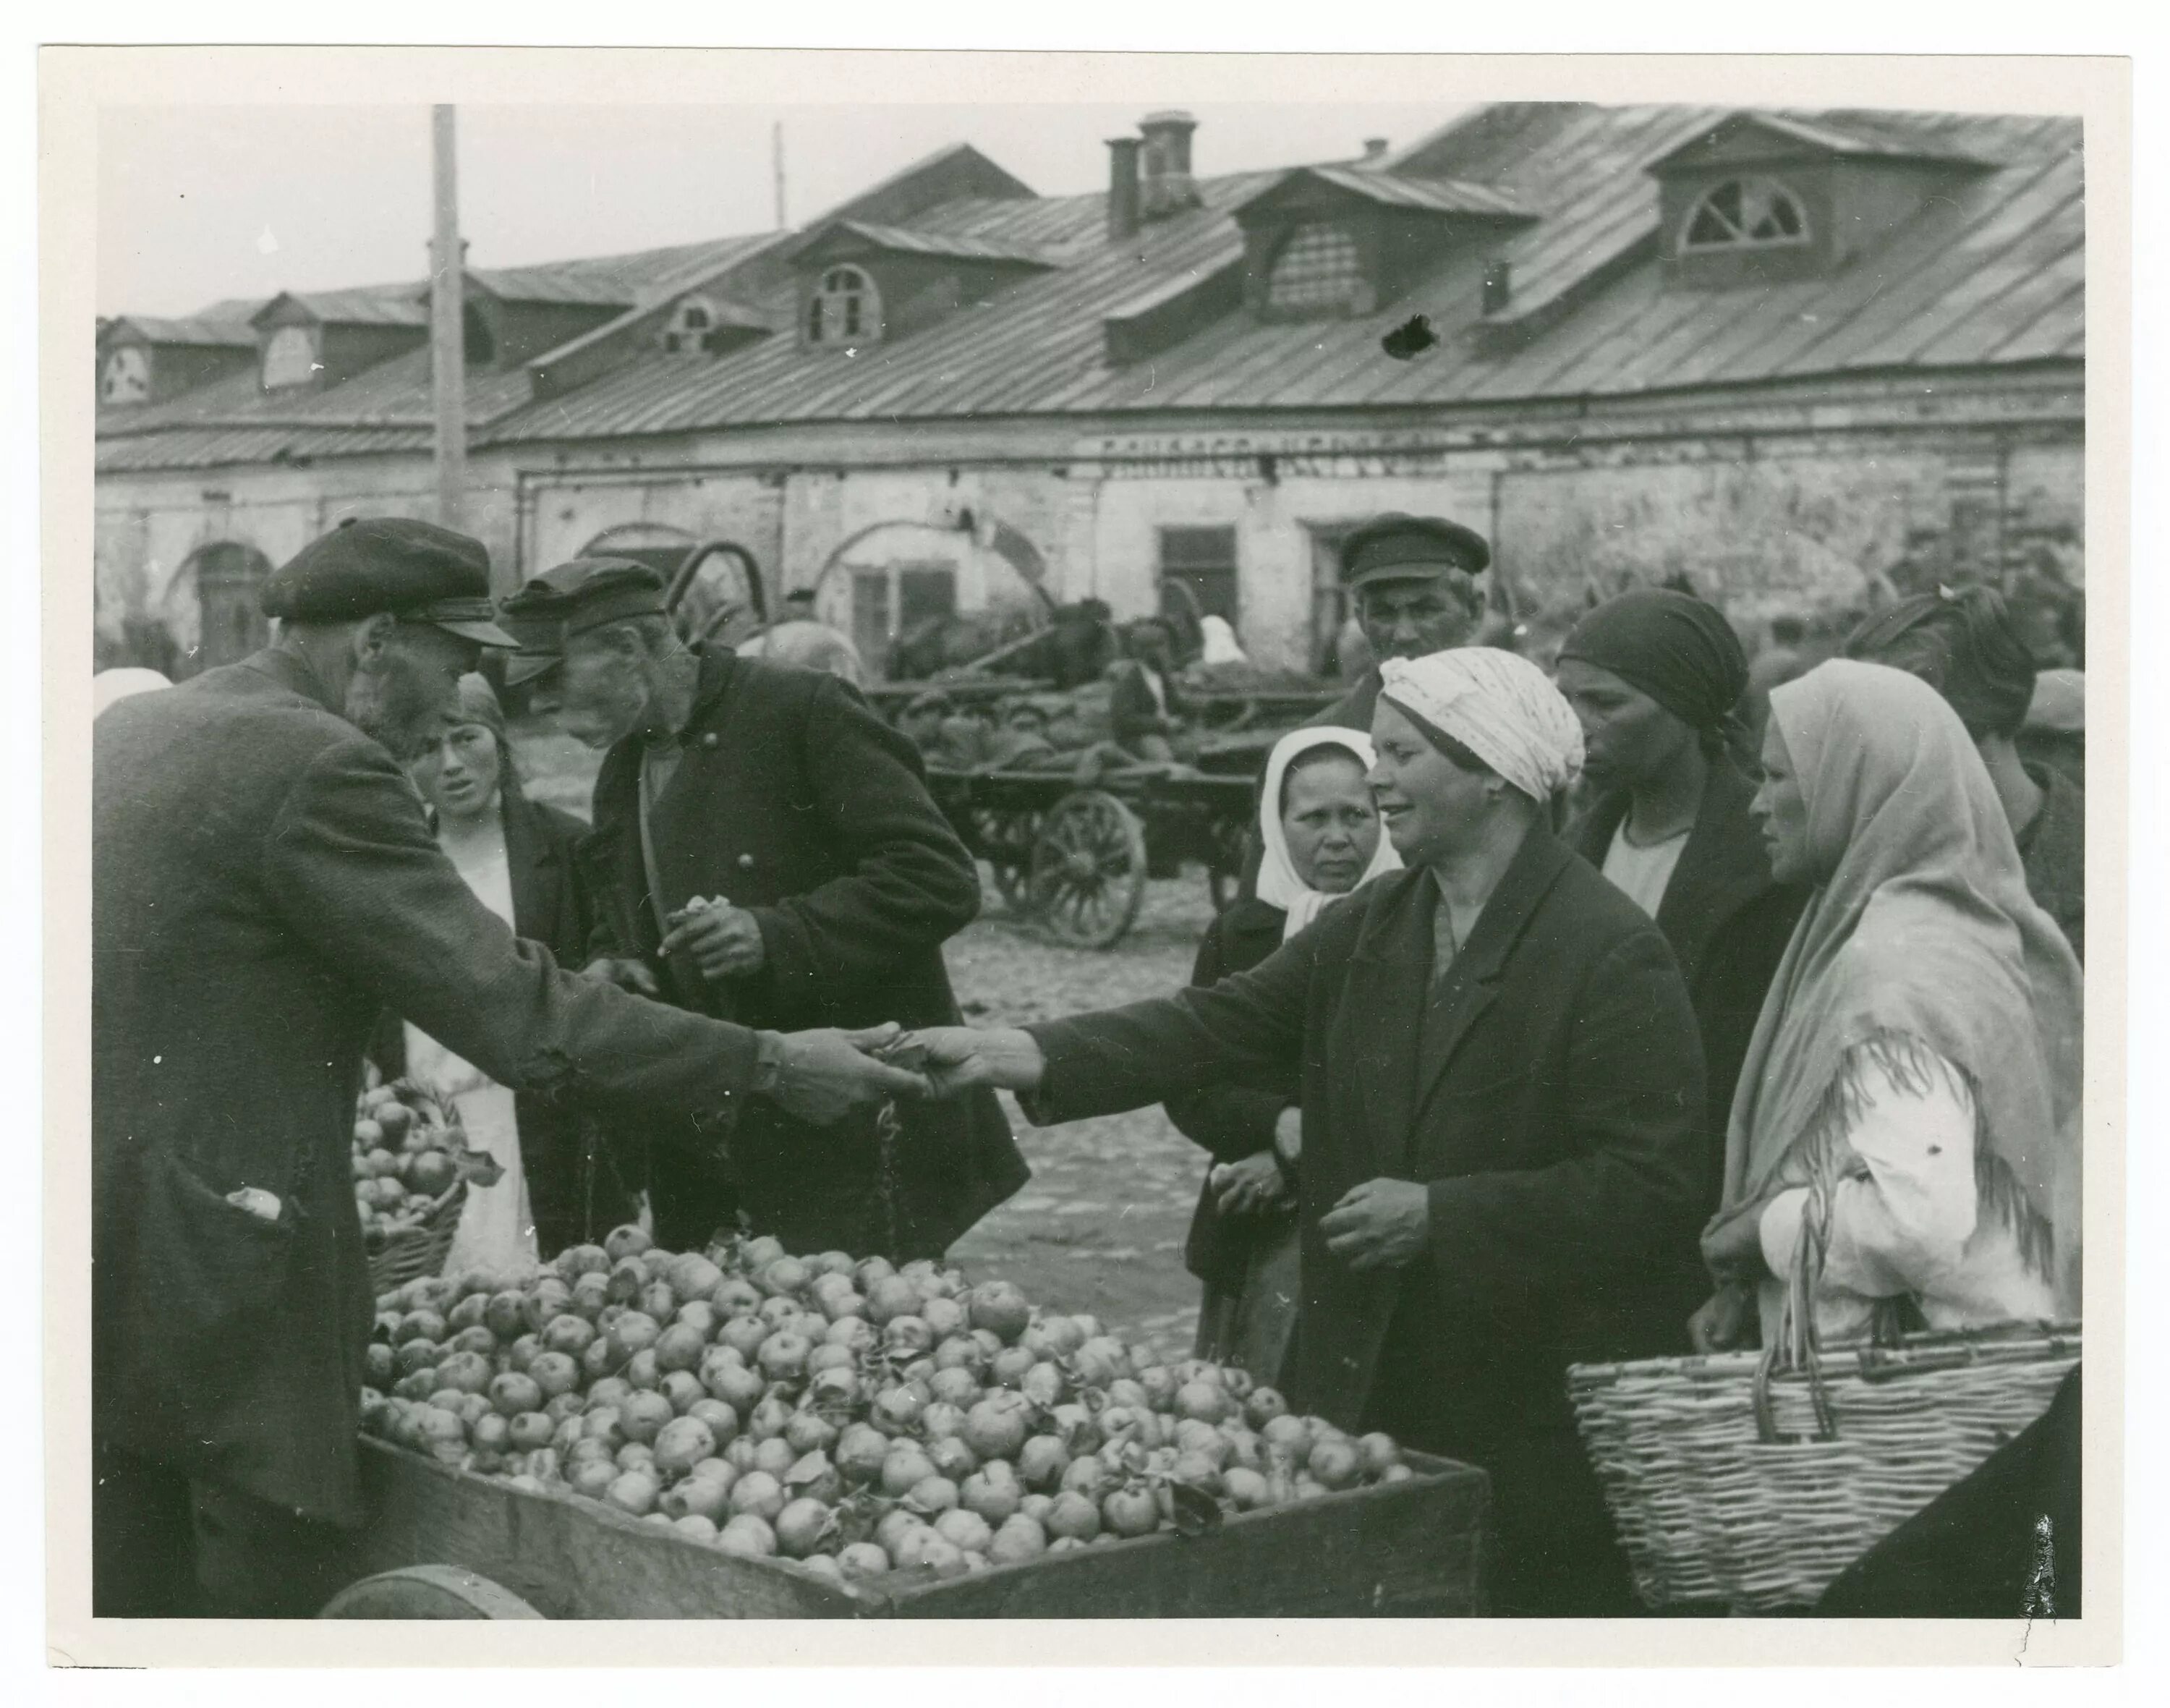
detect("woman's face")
[1279,752,1381,895]
[1750,718,1812,885]
[1368,700,1494,868]
[410,719,503,823]
[1554,658,1696,794]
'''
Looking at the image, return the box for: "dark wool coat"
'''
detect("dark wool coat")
[1160,898,1295,1293]
[2017,762,2084,963]
[1024,825,1706,1614]
[93,650,767,1524]
[1569,755,1808,1348]
[371,790,645,1254]
[581,648,1025,1259]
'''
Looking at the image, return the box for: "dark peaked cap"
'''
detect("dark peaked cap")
[1339,513,1492,592]
[261,517,517,647]
[497,557,673,685]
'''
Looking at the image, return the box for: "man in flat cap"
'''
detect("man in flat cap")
[503,558,1026,1262]
[93,519,926,1618]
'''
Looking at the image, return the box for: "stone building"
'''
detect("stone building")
[94,101,2084,678]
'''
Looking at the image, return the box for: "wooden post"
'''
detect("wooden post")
[430,104,467,530]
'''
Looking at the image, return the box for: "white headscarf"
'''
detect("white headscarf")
[1255,727,1403,940]
[1199,616,1248,667]
[1379,647,1584,801]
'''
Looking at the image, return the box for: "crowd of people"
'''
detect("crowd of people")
[89,507,2086,1620]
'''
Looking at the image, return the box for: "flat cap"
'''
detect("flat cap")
[261,517,517,647]
[1339,513,1492,592]
[498,556,672,684]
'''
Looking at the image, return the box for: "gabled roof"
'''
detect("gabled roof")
[793,219,1064,269]
[102,314,257,349]
[252,287,430,328]
[1646,109,1999,174]
[1236,163,1534,220]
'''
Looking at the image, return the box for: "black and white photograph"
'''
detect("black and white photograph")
[38,40,2129,1666]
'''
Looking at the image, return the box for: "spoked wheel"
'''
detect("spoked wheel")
[974,807,1043,916]
[320,1565,546,1619]
[1029,790,1148,948]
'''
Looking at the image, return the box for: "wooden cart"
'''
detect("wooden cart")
[326,1437,1489,1619]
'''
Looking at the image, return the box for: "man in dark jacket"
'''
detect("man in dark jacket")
[503,558,1026,1259]
[92,520,925,1618]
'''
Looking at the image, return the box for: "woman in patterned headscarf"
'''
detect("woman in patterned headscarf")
[910,649,1708,1615]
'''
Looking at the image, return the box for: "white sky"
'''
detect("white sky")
[97,102,1459,318]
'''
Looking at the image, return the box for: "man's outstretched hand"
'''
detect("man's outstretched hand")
[906,1026,1047,1098]
[762,1024,929,1126]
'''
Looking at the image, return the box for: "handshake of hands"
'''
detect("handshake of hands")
[744,1023,1050,1128]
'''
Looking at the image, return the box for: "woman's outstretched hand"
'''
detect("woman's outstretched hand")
[906,1026,1048,1097]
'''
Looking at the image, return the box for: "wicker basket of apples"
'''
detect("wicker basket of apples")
[359,1226,1437,1600]
[352,1074,504,1293]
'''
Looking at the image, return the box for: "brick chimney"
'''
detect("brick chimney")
[1138,110,1200,219]
[1107,135,1142,241]
[1361,137,1389,163]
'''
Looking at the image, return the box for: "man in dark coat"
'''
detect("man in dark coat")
[914,649,1706,1614]
[92,519,925,1617]
[504,558,1026,1259]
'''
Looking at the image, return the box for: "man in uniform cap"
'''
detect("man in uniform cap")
[502,558,1026,1261]
[93,520,925,1617]
[1234,514,1492,898]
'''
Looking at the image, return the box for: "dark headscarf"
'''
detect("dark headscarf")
[1843,586,2038,739]
[1557,587,1750,735]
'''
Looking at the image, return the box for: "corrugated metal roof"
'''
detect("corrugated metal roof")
[273,288,432,327]
[95,425,430,472]
[482,105,2080,446]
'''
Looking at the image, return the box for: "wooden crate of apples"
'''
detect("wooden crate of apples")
[359,1226,1422,1589]
[350,1077,503,1253]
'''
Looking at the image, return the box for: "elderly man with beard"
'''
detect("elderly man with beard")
[92,519,925,1618]
[501,558,1025,1262]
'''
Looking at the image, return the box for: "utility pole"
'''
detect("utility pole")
[430,103,467,530]
[773,120,787,231]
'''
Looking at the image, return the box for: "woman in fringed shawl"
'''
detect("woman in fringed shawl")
[1693,660,2082,1356]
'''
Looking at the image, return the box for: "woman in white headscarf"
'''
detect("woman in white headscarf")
[911,649,1709,1615]
[1164,728,1400,1378]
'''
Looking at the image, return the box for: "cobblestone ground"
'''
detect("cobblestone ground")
[511,715,1218,1357]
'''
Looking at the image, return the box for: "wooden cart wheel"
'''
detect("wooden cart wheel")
[973,807,1042,916]
[320,1565,547,1620]
[1029,790,1147,948]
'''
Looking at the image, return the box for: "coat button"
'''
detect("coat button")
[737,853,755,870]
[702,732,720,749]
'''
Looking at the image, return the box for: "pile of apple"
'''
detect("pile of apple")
[349,1077,501,1249]
[359,1228,1414,1585]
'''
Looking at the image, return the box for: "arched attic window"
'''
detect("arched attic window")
[1680,176,1811,252]
[807,265,880,346]
[662,296,719,354]
[1265,222,1369,316]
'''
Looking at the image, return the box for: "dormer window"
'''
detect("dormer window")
[1680,176,1811,252]
[100,346,150,405]
[262,325,318,388]
[807,266,880,347]
[663,296,720,354]
[1266,222,1371,317]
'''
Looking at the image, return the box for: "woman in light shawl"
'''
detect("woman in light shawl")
[1693,660,2082,1355]
[911,650,1709,1614]
[1163,728,1400,1377]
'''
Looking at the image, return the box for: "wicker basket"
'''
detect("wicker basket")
[1569,1176,2079,1611]
[367,1176,469,1298]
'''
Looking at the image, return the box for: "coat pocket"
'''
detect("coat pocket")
[137,1147,300,1376]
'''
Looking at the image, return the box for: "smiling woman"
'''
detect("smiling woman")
[909,647,1709,1615]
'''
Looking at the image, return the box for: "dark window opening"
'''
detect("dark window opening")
[1158,525,1239,630]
